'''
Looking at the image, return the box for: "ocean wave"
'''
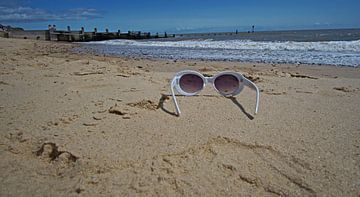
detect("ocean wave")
[81,38,360,67]
[88,39,360,53]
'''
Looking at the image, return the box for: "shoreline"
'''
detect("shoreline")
[1,37,359,196]
[69,43,360,78]
[75,37,360,67]
[76,49,360,69]
[73,42,360,75]
[74,46,360,69]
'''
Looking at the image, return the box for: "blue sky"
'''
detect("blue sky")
[0,0,359,33]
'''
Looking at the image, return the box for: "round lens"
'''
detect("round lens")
[214,74,239,95]
[179,74,204,93]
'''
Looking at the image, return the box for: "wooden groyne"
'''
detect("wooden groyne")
[0,26,174,42]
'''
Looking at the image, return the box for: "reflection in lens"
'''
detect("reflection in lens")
[214,74,239,95]
[179,74,204,93]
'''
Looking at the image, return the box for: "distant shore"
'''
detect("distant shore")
[174,28,360,42]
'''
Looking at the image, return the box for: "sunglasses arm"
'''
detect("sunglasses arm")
[242,77,260,114]
[170,77,181,116]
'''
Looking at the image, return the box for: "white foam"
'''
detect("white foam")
[89,39,360,53]
[83,39,360,66]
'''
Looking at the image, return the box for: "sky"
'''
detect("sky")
[0,0,360,33]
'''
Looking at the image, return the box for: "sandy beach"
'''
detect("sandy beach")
[0,37,359,196]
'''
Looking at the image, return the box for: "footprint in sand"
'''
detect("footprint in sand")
[333,86,358,93]
[261,89,286,95]
[118,136,315,196]
[45,115,79,128]
[0,81,10,85]
[35,142,77,164]
[289,73,318,79]
[243,74,263,83]
[108,104,132,119]
[126,99,158,111]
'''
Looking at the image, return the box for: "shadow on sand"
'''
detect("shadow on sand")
[157,94,254,120]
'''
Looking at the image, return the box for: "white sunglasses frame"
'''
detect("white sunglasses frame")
[170,70,260,116]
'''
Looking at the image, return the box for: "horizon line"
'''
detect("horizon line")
[2,25,360,35]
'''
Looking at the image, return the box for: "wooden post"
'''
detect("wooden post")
[67,26,71,41]
[80,27,84,41]
[92,28,97,40]
[46,25,51,41]
[117,30,120,37]
[236,30,238,34]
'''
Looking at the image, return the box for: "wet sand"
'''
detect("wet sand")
[0,37,359,196]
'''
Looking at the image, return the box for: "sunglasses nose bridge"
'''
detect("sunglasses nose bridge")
[204,77,213,84]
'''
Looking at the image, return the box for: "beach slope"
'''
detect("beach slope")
[0,38,359,196]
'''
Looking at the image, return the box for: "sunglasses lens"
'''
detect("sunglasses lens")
[179,74,204,93]
[214,74,239,95]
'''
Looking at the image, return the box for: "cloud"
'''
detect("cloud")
[0,6,60,22]
[63,8,102,20]
[0,6,102,23]
[314,22,331,26]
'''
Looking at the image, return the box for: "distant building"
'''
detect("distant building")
[0,24,24,32]
[0,24,7,31]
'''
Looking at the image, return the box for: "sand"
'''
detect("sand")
[0,37,359,196]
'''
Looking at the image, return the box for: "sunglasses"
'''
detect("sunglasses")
[170,70,260,116]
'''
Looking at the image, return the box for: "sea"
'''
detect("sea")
[77,28,360,67]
